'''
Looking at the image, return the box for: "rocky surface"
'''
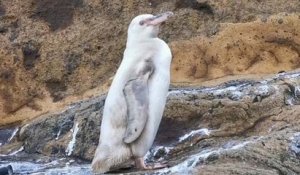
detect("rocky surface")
[1,0,300,125]
[1,71,300,174]
[1,0,300,174]
[171,13,300,84]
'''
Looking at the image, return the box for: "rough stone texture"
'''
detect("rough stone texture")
[18,96,104,160]
[1,72,300,174]
[171,14,300,84]
[1,0,300,126]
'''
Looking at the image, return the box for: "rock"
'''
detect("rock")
[289,133,300,158]
[1,0,300,174]
[0,165,13,175]
[1,0,300,126]
[0,2,5,17]
[31,0,84,31]
[1,72,300,174]
[0,127,18,146]
[21,40,40,70]
[18,96,105,160]
[170,13,300,84]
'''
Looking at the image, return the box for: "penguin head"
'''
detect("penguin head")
[127,12,173,40]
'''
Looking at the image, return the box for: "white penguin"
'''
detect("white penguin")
[92,12,173,173]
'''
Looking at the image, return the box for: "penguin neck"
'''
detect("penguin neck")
[126,33,158,47]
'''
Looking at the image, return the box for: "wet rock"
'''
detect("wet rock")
[0,72,298,175]
[18,96,104,160]
[0,165,13,175]
[281,79,300,105]
[205,152,219,162]
[289,133,300,158]
[0,127,18,146]
[0,142,23,155]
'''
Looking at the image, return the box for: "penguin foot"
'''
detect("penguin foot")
[135,158,167,170]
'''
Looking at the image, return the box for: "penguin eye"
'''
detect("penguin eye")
[139,21,145,26]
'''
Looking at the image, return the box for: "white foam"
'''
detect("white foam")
[277,72,300,79]
[144,150,151,160]
[157,138,261,174]
[179,128,211,142]
[294,86,300,97]
[213,86,238,95]
[289,132,300,140]
[2,162,44,174]
[8,128,19,142]
[65,122,79,156]
[157,148,216,174]
[268,125,275,133]
[8,146,24,156]
[255,85,270,95]
[0,146,24,157]
[55,129,61,140]
[230,91,244,98]
[168,89,199,96]
[145,146,174,161]
[44,164,91,175]
[286,98,294,105]
[230,141,251,150]
[0,160,70,174]
[22,124,30,128]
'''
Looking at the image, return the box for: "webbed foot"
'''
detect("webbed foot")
[135,158,167,170]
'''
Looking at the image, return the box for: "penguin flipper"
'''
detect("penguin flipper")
[123,60,154,144]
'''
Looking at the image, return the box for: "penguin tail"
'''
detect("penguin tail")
[91,159,109,174]
[91,144,131,174]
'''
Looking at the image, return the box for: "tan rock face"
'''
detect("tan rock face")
[0,0,300,125]
[171,14,300,84]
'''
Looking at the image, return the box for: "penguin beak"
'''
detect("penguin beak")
[144,11,174,26]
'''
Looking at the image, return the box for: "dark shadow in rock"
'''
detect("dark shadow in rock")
[155,117,200,145]
[22,41,40,70]
[0,127,16,145]
[0,3,5,16]
[0,69,16,113]
[0,69,15,83]
[31,0,83,31]
[175,0,213,14]
[0,26,8,34]
[20,112,75,154]
[65,52,81,75]
[45,79,67,102]
[220,79,255,89]
[9,20,19,41]
[148,0,165,8]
